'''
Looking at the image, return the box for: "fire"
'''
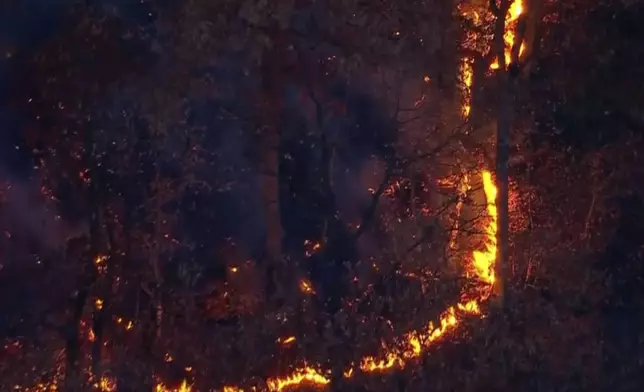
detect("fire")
[471,171,498,285]
[12,2,508,389]
[266,367,330,391]
[489,0,525,70]
[216,170,497,390]
[95,255,108,274]
[449,172,472,248]
[299,279,315,295]
[303,240,322,257]
[460,0,525,116]
[358,306,460,372]
[278,336,297,345]
[155,379,192,392]
[354,171,496,374]
[116,317,134,330]
[460,57,474,117]
[92,376,116,391]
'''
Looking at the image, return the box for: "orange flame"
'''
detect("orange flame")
[155,379,192,392]
[490,0,525,70]
[299,279,315,295]
[460,57,474,117]
[471,171,498,285]
[266,367,330,391]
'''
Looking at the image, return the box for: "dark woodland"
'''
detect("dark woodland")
[1,0,644,391]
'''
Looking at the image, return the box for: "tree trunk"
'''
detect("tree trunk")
[495,76,511,310]
[151,178,164,343]
[92,205,118,376]
[492,0,511,310]
[65,121,104,389]
[259,31,287,303]
[91,298,104,376]
[260,36,286,262]
[260,131,283,263]
[64,287,88,390]
[521,0,543,76]
[87,151,105,379]
[141,169,165,376]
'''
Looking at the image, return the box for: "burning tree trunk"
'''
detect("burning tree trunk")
[516,0,543,77]
[490,0,512,310]
[490,0,540,310]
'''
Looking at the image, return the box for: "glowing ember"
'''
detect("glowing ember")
[350,171,496,374]
[299,279,315,295]
[116,317,134,330]
[303,240,322,257]
[94,255,108,274]
[278,336,297,345]
[449,172,472,248]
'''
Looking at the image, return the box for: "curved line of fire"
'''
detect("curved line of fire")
[218,171,498,392]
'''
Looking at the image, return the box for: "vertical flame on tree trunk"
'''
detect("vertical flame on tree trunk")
[460,0,526,308]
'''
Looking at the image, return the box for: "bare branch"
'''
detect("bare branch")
[352,164,395,241]
[489,0,502,17]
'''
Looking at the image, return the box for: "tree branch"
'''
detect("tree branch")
[489,0,502,17]
[352,164,394,242]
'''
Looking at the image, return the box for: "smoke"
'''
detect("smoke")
[333,155,386,223]
[186,87,266,256]
[208,121,265,253]
[0,167,85,253]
